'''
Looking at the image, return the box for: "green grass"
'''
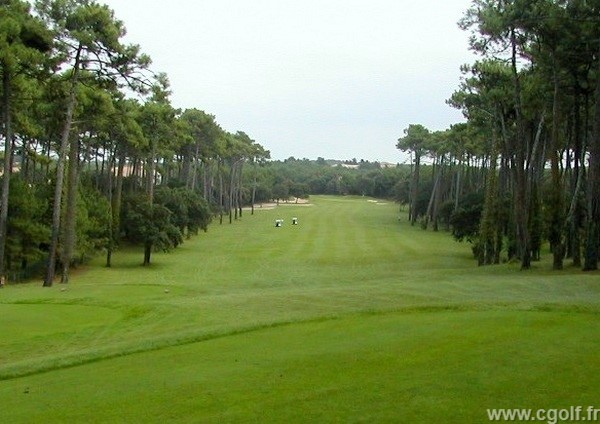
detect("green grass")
[0,195,598,423]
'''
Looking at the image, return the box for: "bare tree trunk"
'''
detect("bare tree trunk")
[510,28,531,270]
[237,161,244,219]
[143,242,152,266]
[549,58,565,270]
[218,160,224,225]
[229,160,236,224]
[203,161,209,200]
[408,151,413,222]
[0,63,13,279]
[479,128,500,266]
[107,153,125,267]
[251,174,257,215]
[454,158,462,212]
[190,143,200,191]
[61,139,80,283]
[568,103,584,267]
[432,158,444,232]
[425,161,441,230]
[44,45,82,287]
[566,146,584,264]
[105,148,115,268]
[410,152,421,225]
[583,42,600,271]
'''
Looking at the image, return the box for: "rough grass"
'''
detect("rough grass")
[0,195,598,423]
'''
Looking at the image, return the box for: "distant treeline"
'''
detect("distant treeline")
[247,158,409,203]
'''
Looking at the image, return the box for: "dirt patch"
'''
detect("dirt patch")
[279,200,313,207]
[243,203,277,211]
[242,198,312,211]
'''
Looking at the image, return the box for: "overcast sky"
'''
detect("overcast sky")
[99,0,476,163]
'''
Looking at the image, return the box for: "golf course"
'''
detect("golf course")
[0,195,598,423]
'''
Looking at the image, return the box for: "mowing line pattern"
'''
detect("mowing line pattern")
[0,196,598,423]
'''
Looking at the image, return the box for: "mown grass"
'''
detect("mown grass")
[0,195,598,423]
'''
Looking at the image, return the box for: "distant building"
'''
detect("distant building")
[331,161,397,169]
[337,163,360,169]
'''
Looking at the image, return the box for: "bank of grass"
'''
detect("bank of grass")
[0,195,598,422]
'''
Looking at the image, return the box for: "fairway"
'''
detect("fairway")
[1,196,599,423]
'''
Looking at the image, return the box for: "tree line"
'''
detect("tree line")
[0,0,272,285]
[5,0,597,285]
[1,1,408,285]
[398,0,600,271]
[251,157,407,204]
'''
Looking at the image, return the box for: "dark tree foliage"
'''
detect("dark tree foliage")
[78,185,111,259]
[154,186,212,237]
[4,176,50,279]
[450,192,484,244]
[122,194,182,266]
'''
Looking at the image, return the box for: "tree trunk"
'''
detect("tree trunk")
[143,242,152,266]
[510,28,531,270]
[105,148,115,268]
[479,136,499,265]
[425,161,441,230]
[410,152,421,225]
[61,138,80,283]
[44,45,82,287]
[568,87,583,267]
[251,176,257,215]
[181,145,192,189]
[237,161,244,219]
[583,42,600,271]
[107,154,125,267]
[454,159,462,212]
[228,159,236,224]
[228,188,234,223]
[432,158,444,232]
[203,161,210,200]
[497,153,510,264]
[0,62,13,279]
[190,143,200,191]
[567,149,584,266]
[218,160,224,225]
[549,59,564,269]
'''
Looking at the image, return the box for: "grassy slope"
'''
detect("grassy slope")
[0,195,598,422]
